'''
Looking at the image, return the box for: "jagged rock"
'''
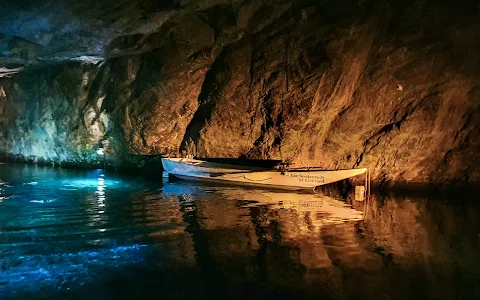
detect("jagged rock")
[0,0,479,185]
[8,36,42,60]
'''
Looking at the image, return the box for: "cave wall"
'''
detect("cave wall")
[0,0,479,185]
[0,63,106,166]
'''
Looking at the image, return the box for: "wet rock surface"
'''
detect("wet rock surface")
[0,0,479,186]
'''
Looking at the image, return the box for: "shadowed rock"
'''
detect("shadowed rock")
[0,0,479,187]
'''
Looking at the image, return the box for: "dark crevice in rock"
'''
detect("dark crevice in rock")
[179,46,230,153]
[198,4,237,37]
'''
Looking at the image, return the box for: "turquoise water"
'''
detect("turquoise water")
[1,163,479,299]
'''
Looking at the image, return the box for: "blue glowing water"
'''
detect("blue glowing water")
[1,163,479,299]
[0,165,157,298]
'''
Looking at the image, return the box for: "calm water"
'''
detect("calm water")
[1,163,479,299]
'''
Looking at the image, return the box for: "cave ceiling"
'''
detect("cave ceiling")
[0,0,185,74]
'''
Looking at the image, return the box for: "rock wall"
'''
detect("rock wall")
[0,63,105,166]
[1,0,479,185]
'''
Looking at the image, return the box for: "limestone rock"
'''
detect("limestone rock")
[0,0,479,185]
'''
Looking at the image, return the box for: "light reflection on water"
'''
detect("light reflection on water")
[0,163,479,299]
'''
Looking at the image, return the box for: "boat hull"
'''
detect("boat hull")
[170,173,309,190]
[162,158,367,190]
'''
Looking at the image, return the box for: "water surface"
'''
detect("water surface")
[1,163,479,299]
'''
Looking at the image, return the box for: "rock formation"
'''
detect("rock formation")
[0,0,479,186]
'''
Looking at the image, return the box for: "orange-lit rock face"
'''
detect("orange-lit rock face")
[0,0,479,184]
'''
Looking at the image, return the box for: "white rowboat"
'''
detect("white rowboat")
[162,158,367,190]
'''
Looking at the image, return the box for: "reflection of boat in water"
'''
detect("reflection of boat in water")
[162,158,367,191]
[238,190,364,225]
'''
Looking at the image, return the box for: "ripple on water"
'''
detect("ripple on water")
[1,163,479,299]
